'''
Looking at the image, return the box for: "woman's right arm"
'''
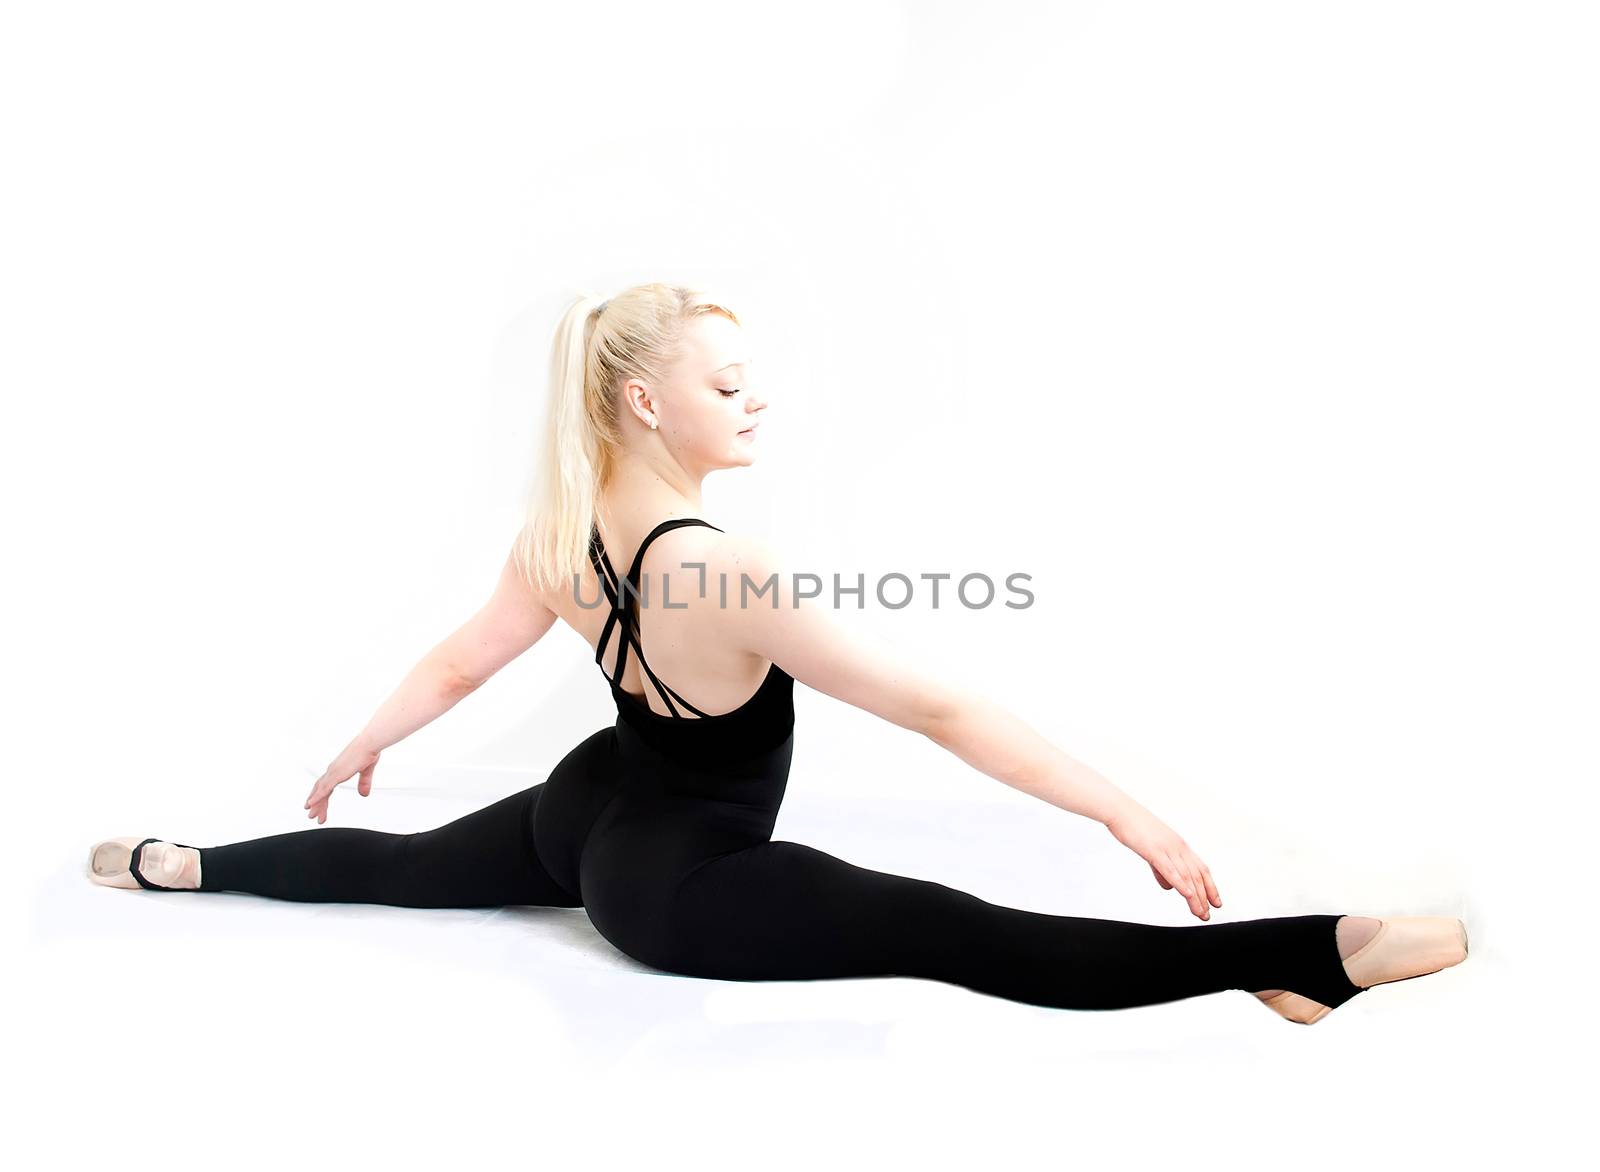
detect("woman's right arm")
[301,652,474,823]
[303,545,558,823]
[722,535,1223,921]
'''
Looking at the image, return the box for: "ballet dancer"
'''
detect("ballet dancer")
[89,282,1467,1023]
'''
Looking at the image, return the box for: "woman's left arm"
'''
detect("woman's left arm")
[723,534,1223,921]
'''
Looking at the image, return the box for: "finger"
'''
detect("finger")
[1160,854,1191,901]
[1179,860,1205,918]
[1184,864,1203,922]
[1176,861,1204,919]
[1166,854,1193,898]
[1185,854,1217,911]
[358,763,373,797]
[1200,862,1222,908]
[306,776,333,810]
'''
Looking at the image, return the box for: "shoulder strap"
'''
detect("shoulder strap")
[623,517,723,590]
[589,516,726,718]
[587,525,631,683]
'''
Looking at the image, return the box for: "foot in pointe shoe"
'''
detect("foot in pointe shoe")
[87,836,203,891]
[1254,915,1469,1025]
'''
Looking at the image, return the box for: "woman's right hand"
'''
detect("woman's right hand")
[304,740,381,825]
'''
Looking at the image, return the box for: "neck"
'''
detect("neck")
[602,449,706,525]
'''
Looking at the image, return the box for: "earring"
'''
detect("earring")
[649,420,658,430]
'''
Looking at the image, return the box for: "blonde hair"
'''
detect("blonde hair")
[513,281,742,595]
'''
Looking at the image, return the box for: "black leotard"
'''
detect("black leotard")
[584,515,796,760]
[185,515,1364,1012]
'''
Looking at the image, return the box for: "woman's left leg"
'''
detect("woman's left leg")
[640,838,1360,1011]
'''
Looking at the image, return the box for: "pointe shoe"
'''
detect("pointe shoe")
[1259,916,1469,1025]
[88,836,202,891]
[1257,989,1335,1025]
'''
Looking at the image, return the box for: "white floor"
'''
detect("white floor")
[17,776,1556,1171]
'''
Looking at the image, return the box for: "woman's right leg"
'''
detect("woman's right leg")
[192,783,581,909]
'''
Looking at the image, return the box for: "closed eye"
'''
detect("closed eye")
[718,387,741,397]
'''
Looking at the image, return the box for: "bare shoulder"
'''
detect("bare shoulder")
[700,529,960,735]
[700,529,783,585]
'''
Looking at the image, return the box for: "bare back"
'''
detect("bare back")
[538,514,775,720]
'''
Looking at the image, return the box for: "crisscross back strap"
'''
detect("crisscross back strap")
[588,516,726,718]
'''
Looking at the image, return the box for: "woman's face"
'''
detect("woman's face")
[625,314,766,471]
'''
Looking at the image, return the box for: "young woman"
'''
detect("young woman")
[88,282,1467,1024]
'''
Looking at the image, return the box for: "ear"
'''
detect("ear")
[623,378,658,428]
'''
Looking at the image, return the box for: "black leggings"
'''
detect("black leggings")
[188,723,1363,1012]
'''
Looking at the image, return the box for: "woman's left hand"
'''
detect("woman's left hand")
[1105,804,1223,921]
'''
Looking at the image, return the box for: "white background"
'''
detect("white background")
[5,1,1594,1167]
